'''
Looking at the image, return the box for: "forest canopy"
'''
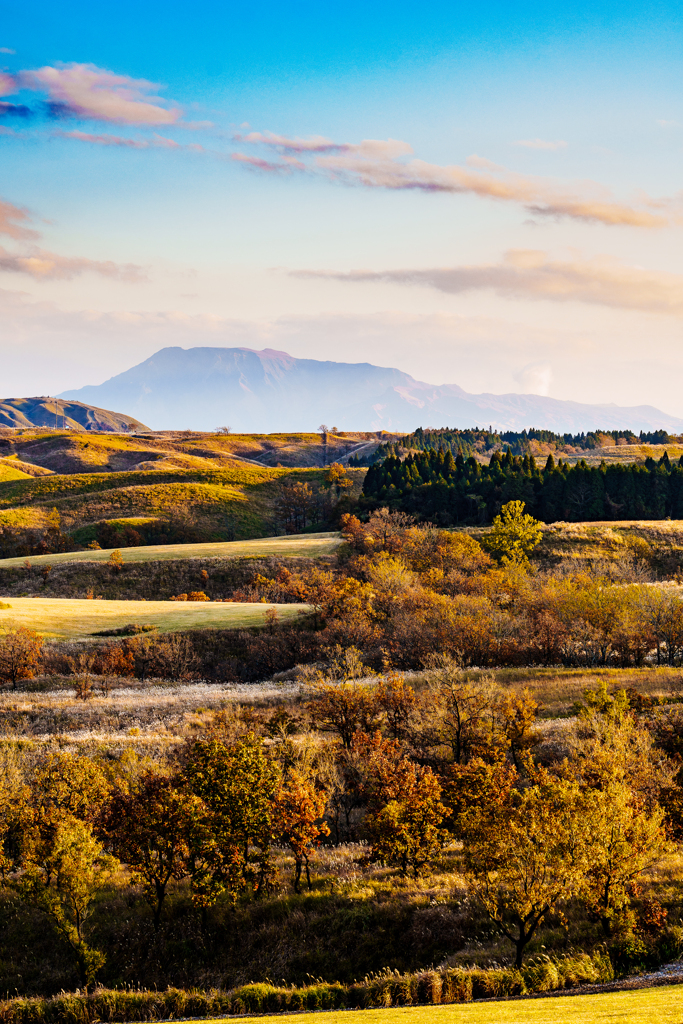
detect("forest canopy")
[361,448,683,525]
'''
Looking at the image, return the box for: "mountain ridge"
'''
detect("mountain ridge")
[0,397,148,433]
[59,346,683,434]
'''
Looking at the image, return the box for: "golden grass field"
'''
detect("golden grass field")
[0,531,343,568]
[229,985,683,1024]
[0,597,309,638]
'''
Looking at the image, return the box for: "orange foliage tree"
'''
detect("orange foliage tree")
[273,769,329,892]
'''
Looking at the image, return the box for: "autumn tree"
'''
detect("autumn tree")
[272,769,329,892]
[32,751,110,824]
[0,625,43,690]
[0,745,28,878]
[482,500,543,567]
[100,769,201,929]
[275,481,317,533]
[561,704,671,935]
[374,673,416,740]
[310,680,378,748]
[19,816,116,987]
[460,765,591,968]
[581,782,668,935]
[184,734,281,903]
[365,760,449,878]
[21,753,114,987]
[324,462,352,502]
[108,548,124,573]
[422,658,501,764]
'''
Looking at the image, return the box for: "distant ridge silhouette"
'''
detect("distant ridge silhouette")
[60,346,683,434]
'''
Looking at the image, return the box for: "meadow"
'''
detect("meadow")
[0,596,308,638]
[0,531,342,567]
[233,986,683,1024]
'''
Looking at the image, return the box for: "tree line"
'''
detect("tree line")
[361,447,683,524]
[350,426,674,466]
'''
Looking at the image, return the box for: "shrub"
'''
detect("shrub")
[0,941,620,1021]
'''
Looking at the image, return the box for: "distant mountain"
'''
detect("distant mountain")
[59,346,683,434]
[0,397,148,432]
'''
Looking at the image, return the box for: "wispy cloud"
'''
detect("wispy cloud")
[0,198,38,241]
[294,250,683,315]
[0,48,16,55]
[235,132,667,227]
[0,245,145,281]
[231,151,305,172]
[234,130,345,153]
[16,63,184,126]
[58,129,205,152]
[0,195,144,281]
[513,139,567,150]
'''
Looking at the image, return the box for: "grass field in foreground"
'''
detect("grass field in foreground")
[0,597,308,638]
[230,985,683,1024]
[0,532,342,568]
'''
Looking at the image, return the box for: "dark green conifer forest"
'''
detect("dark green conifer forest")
[362,447,683,524]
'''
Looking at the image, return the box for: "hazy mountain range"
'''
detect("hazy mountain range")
[59,346,683,434]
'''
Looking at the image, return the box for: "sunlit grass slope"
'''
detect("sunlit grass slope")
[0,531,342,567]
[0,597,308,638]
[231,985,683,1024]
[0,462,364,541]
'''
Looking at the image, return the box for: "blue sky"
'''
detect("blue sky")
[3,1,683,415]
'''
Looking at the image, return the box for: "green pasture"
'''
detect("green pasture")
[0,531,342,567]
[228,985,683,1024]
[0,596,309,638]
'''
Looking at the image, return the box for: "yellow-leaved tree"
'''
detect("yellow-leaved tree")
[483,500,543,567]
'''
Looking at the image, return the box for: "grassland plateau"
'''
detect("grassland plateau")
[0,427,683,1023]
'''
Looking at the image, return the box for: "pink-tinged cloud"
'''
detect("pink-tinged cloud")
[235,131,347,153]
[58,129,204,152]
[0,198,38,241]
[20,63,182,125]
[230,152,304,172]
[295,250,683,314]
[0,245,145,281]
[238,132,663,227]
[0,71,16,95]
[60,129,149,148]
[514,139,568,150]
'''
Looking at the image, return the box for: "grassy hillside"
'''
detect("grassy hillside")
[0,461,365,546]
[0,398,147,432]
[0,596,308,638]
[0,531,341,567]
[0,428,387,475]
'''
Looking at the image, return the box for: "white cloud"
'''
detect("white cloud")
[20,63,183,125]
[294,250,683,314]
[515,362,553,395]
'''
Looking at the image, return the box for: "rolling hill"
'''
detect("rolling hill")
[0,396,148,432]
[60,346,683,434]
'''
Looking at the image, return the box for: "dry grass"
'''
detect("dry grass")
[0,531,342,567]
[462,666,683,716]
[229,986,683,1024]
[1,428,383,474]
[0,680,300,749]
[0,597,309,637]
[561,443,683,466]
